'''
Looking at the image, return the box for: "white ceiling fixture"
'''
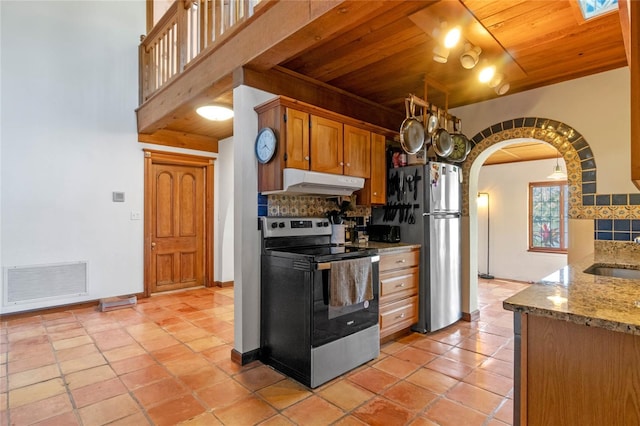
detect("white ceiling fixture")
[196,105,234,121]
[460,43,482,69]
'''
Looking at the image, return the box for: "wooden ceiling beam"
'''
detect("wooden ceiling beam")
[138,129,219,153]
[235,66,403,137]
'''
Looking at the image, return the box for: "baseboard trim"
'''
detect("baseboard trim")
[462,310,480,322]
[0,291,146,321]
[214,280,234,288]
[231,348,261,365]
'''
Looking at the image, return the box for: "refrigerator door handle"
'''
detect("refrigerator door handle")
[422,212,461,217]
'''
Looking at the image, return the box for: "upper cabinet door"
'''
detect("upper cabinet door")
[285,108,310,170]
[310,115,343,174]
[344,124,371,178]
[369,133,386,204]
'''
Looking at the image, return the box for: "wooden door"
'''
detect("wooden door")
[145,150,213,294]
[285,108,310,170]
[310,115,343,174]
[150,163,204,293]
[343,124,371,178]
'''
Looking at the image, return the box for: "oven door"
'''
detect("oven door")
[311,256,380,347]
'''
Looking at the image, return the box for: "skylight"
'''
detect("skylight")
[577,0,618,20]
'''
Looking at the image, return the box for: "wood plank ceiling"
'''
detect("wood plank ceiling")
[147,0,627,162]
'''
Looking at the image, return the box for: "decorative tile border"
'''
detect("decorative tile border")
[462,117,640,241]
[261,193,371,219]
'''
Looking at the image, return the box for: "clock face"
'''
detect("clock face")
[255,127,277,164]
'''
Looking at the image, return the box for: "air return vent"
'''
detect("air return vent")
[4,261,88,305]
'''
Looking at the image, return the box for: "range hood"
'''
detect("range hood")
[262,168,365,196]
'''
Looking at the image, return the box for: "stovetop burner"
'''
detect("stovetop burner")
[261,217,377,262]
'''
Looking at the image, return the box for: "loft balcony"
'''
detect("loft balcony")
[136,0,404,152]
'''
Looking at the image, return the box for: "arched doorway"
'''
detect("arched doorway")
[460,118,596,318]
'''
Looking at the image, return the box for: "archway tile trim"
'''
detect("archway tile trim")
[463,117,640,242]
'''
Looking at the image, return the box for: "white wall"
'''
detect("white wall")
[217,137,234,283]
[478,158,568,282]
[1,1,145,313]
[452,67,636,195]
[232,85,275,354]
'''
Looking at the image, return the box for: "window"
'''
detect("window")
[576,0,618,20]
[529,181,568,253]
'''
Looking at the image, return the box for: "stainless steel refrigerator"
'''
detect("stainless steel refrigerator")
[372,161,462,332]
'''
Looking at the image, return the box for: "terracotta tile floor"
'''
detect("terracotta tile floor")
[0,278,528,425]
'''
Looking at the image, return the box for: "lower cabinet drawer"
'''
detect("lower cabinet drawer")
[380,266,419,301]
[379,295,418,338]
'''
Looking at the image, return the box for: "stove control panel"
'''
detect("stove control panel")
[261,217,332,238]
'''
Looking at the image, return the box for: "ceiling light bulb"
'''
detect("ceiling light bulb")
[196,105,234,121]
[478,65,495,83]
[433,45,450,63]
[459,44,481,69]
[444,27,461,48]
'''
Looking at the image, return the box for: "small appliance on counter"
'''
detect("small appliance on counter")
[366,224,401,243]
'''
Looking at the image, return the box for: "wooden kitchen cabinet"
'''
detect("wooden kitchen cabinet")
[358,132,386,205]
[378,247,420,341]
[310,115,344,175]
[285,108,310,170]
[513,312,640,425]
[255,96,394,197]
[343,124,370,178]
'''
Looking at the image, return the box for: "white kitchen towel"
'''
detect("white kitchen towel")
[329,257,373,307]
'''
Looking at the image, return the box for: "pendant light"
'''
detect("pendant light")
[547,152,567,180]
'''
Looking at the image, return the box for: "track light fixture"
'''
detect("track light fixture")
[459,43,481,69]
[429,21,509,96]
[433,45,450,63]
[494,81,510,95]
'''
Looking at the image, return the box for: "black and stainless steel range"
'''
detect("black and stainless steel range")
[260,216,380,388]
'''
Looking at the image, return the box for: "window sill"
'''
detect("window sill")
[528,248,568,255]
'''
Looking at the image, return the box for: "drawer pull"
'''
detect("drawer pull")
[396,259,406,264]
[395,283,405,288]
[395,313,406,319]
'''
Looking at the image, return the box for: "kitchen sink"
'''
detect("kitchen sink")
[583,264,640,280]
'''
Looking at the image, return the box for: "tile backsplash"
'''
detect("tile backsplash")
[259,193,371,220]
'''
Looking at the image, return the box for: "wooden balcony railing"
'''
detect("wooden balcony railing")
[139,0,261,104]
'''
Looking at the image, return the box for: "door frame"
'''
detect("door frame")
[143,149,215,296]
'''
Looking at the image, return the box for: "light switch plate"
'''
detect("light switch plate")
[112,192,125,202]
[130,211,141,220]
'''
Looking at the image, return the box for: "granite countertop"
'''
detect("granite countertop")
[347,241,421,253]
[504,246,640,335]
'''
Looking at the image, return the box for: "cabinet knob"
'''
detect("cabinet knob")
[346,162,350,167]
[304,156,310,161]
[340,162,344,166]
[395,282,405,288]
[373,192,378,195]
[151,242,157,250]
[396,259,406,263]
[395,313,406,319]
